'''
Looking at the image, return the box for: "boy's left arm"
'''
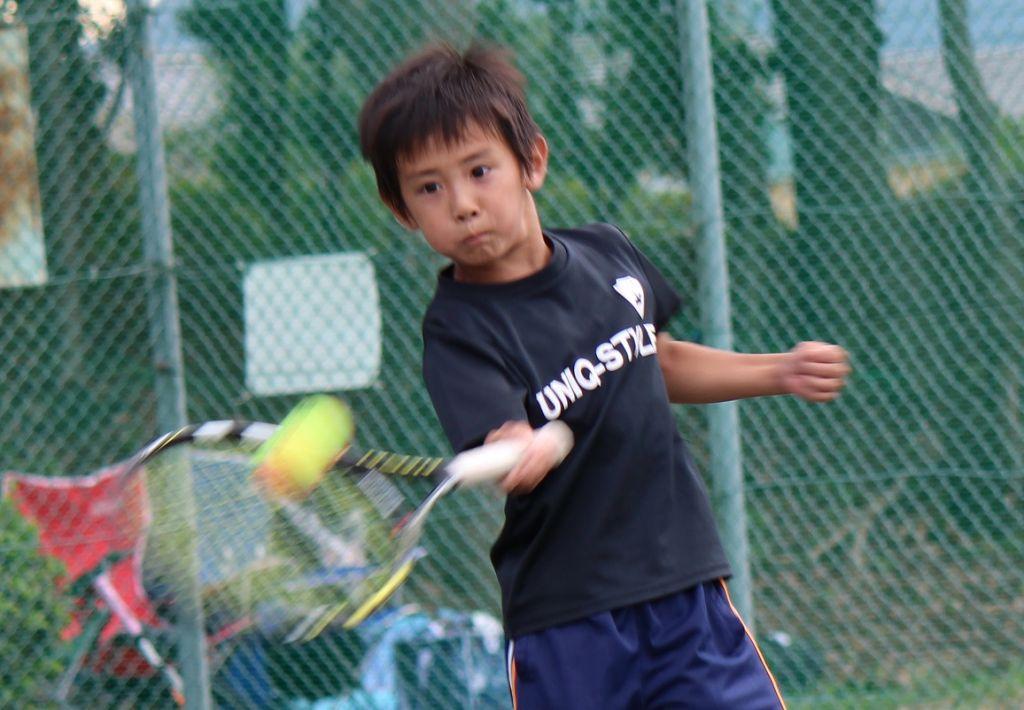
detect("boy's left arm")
[656,334,850,404]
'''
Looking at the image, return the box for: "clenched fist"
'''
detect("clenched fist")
[778,341,850,402]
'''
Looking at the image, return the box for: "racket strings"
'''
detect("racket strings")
[107,424,448,642]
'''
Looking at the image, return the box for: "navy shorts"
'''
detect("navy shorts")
[506,580,785,709]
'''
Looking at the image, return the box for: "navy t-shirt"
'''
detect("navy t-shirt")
[422,223,731,636]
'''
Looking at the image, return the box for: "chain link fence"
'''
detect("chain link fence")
[1,0,1021,707]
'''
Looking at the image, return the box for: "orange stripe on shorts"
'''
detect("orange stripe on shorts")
[719,580,788,710]
[507,640,519,710]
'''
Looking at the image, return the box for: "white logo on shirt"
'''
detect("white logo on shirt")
[613,276,645,318]
[533,323,659,420]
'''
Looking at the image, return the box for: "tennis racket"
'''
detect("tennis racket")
[122,416,573,646]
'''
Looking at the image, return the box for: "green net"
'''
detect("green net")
[0,0,1021,706]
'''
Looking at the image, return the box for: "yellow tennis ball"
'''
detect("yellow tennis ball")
[253,395,354,499]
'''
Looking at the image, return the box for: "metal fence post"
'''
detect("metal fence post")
[676,0,755,628]
[125,1,211,706]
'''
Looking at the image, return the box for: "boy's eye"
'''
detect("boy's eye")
[471,165,490,178]
[420,182,440,194]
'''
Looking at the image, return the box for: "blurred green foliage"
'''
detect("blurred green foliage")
[0,498,71,706]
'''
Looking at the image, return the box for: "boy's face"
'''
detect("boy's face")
[393,122,549,283]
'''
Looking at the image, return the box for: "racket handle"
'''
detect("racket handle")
[448,421,574,487]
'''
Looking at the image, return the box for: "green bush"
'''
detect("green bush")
[0,497,73,706]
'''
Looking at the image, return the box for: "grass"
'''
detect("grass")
[786,663,1024,709]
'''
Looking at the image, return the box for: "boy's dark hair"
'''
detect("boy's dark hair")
[359,42,540,219]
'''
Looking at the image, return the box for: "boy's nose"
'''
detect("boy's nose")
[450,187,480,222]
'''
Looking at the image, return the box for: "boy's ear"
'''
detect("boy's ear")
[524,134,549,192]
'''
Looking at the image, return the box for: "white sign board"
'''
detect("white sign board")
[244,252,381,395]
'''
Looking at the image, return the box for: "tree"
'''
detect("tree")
[179,0,291,253]
[709,12,773,222]
[770,0,887,214]
[600,0,688,202]
[18,0,112,273]
[938,0,1023,472]
[5,1,150,472]
[938,0,1004,189]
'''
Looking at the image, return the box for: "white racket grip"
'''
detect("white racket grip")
[448,421,574,487]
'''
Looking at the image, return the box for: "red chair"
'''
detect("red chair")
[2,464,184,705]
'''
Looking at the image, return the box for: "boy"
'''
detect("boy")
[359,43,848,709]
